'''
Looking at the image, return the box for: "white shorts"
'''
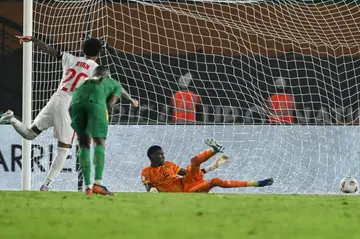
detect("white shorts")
[33,91,74,144]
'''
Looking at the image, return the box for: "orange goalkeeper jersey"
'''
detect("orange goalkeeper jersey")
[141,161,182,192]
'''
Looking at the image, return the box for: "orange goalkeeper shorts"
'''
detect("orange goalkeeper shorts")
[182,165,205,192]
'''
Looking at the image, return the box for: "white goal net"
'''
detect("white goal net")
[29,0,360,194]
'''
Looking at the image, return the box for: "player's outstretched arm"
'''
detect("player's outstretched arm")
[15,35,60,59]
[121,88,139,108]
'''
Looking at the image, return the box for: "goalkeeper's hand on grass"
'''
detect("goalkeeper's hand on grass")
[149,187,158,193]
[207,155,229,172]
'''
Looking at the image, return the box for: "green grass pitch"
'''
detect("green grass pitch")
[0,191,359,239]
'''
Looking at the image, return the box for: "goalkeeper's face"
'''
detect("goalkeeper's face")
[150,149,165,166]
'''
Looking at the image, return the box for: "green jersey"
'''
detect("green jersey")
[71,76,122,107]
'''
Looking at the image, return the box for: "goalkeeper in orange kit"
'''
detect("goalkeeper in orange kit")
[141,139,274,193]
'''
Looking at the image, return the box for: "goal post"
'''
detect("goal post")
[22,0,32,190]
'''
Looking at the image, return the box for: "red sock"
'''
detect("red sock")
[190,149,215,166]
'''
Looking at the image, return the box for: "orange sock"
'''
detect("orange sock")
[188,178,250,193]
[189,181,213,192]
[190,149,216,166]
[211,178,248,188]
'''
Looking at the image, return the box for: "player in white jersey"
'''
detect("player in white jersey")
[0,36,102,191]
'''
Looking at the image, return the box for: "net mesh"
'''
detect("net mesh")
[31,0,360,193]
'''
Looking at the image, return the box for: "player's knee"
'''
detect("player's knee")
[93,138,105,147]
[190,156,201,166]
[78,134,90,148]
[211,178,222,185]
[79,141,90,149]
[57,141,71,149]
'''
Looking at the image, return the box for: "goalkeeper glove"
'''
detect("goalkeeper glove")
[149,187,158,193]
[206,155,229,172]
[204,138,225,153]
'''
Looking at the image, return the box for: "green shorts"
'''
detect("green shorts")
[69,102,108,138]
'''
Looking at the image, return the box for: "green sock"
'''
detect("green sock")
[79,148,91,186]
[94,145,105,183]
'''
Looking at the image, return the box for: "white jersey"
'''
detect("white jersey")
[32,52,98,144]
[57,52,99,95]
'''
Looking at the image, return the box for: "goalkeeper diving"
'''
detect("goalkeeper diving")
[70,65,138,195]
[141,139,274,193]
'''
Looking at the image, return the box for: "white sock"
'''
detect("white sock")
[44,179,52,187]
[95,180,103,186]
[11,118,38,140]
[86,185,92,189]
[43,147,69,186]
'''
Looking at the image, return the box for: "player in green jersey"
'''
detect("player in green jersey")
[70,65,138,195]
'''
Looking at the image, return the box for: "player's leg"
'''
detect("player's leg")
[92,138,105,186]
[78,133,92,195]
[87,104,114,196]
[0,95,61,139]
[0,110,43,140]
[2,101,56,191]
[40,141,72,191]
[70,103,92,194]
[182,139,225,192]
[189,149,215,169]
[182,155,230,192]
[182,150,214,192]
[92,138,113,195]
[187,138,225,175]
[40,97,73,191]
[192,138,224,167]
[63,103,92,195]
[188,181,213,193]
[189,177,274,193]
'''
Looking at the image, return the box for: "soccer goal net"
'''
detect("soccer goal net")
[29,0,360,194]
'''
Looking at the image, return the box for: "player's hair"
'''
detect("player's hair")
[82,38,102,57]
[147,145,162,159]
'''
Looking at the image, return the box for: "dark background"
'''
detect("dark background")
[1,1,360,125]
[2,43,360,125]
[27,49,360,125]
[107,51,360,125]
